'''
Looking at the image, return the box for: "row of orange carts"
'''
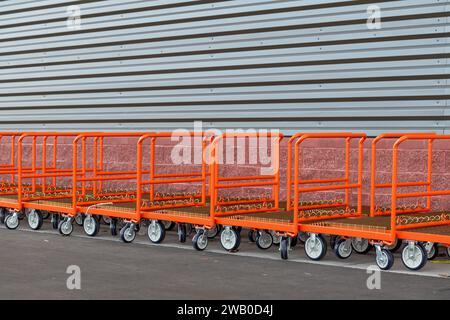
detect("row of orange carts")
[0,131,449,271]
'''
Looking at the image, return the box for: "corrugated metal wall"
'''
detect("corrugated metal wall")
[0,0,449,135]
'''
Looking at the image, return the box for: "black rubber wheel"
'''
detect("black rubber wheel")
[51,214,60,230]
[58,219,73,236]
[83,215,100,237]
[147,220,166,244]
[290,234,298,248]
[120,223,137,243]
[27,209,44,230]
[280,237,289,260]
[376,248,395,270]
[162,220,176,231]
[387,239,403,253]
[256,231,273,250]
[298,232,308,245]
[401,242,427,271]
[305,234,327,261]
[424,242,439,261]
[330,235,338,250]
[351,237,372,255]
[0,208,6,224]
[192,230,208,251]
[178,224,187,243]
[101,216,112,225]
[220,227,241,252]
[248,230,257,243]
[334,238,353,259]
[42,212,50,220]
[4,213,19,230]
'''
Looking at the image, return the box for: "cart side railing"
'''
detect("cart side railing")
[370,133,437,217]
[391,134,450,238]
[0,133,20,196]
[291,133,367,225]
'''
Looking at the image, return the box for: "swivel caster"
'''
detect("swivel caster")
[120,222,137,243]
[248,230,257,243]
[83,214,100,237]
[423,242,439,260]
[207,224,222,239]
[177,224,187,243]
[27,209,44,231]
[256,230,273,250]
[304,234,327,261]
[58,218,74,236]
[280,236,290,260]
[375,245,394,270]
[351,237,372,254]
[147,220,165,244]
[334,238,353,259]
[4,211,20,230]
[192,229,208,251]
[401,241,427,271]
[75,214,84,226]
[101,216,112,225]
[220,226,241,252]
[51,214,60,230]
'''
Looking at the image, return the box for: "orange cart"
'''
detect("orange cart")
[13,133,81,231]
[208,132,298,256]
[137,132,215,249]
[0,132,22,228]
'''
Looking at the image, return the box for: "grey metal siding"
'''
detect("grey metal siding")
[0,0,449,135]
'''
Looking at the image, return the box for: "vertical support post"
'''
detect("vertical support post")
[345,138,351,210]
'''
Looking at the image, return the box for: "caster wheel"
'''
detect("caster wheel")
[207,225,222,239]
[192,230,208,251]
[58,218,73,236]
[0,208,5,224]
[270,230,281,245]
[401,242,427,271]
[220,227,241,252]
[351,237,372,254]
[298,232,308,245]
[27,209,44,230]
[147,220,165,244]
[178,224,187,243]
[387,239,403,253]
[280,237,289,260]
[304,234,327,261]
[83,214,100,237]
[120,223,137,243]
[375,247,394,270]
[75,214,84,226]
[42,212,50,220]
[256,231,273,250]
[5,213,19,230]
[248,230,257,243]
[162,220,176,231]
[101,216,112,225]
[110,218,118,236]
[335,238,353,259]
[51,214,60,230]
[423,242,439,260]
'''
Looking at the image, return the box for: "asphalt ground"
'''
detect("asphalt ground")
[0,220,449,300]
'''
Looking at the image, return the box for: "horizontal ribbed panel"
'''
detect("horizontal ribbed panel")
[0,0,449,135]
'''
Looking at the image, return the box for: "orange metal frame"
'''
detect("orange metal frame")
[71,133,144,221]
[391,134,450,246]
[209,132,294,234]
[137,132,214,227]
[0,132,21,210]
[370,133,436,217]
[17,132,81,214]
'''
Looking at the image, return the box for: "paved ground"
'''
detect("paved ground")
[0,221,449,300]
